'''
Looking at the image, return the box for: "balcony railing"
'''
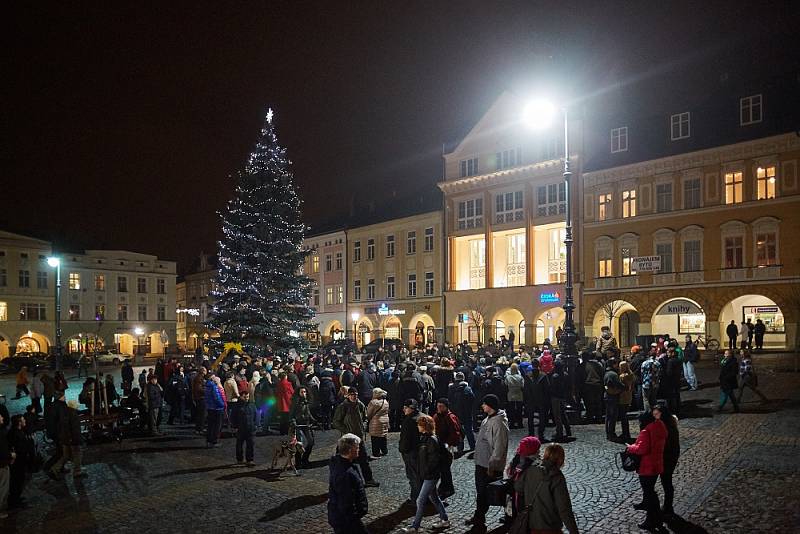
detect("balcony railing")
[752,265,781,280]
[720,268,748,282]
[548,258,567,275]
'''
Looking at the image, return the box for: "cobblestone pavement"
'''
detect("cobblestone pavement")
[0,362,799,533]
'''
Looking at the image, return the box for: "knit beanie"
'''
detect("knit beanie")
[482,394,500,411]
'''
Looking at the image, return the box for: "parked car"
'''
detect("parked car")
[0,355,47,373]
[322,338,357,355]
[95,350,134,365]
[361,338,404,354]
[46,352,81,369]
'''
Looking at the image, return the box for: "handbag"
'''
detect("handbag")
[509,476,546,534]
[487,478,513,507]
[618,450,640,472]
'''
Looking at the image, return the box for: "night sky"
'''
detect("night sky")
[4,2,798,273]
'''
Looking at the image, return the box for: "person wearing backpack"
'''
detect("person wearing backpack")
[433,398,462,500]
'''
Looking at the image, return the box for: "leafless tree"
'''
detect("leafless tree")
[466,298,489,343]
[601,299,627,328]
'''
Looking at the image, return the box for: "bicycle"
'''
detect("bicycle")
[694,333,720,352]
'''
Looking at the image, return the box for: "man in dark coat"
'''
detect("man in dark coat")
[234,390,257,465]
[726,320,739,350]
[398,398,422,502]
[48,400,84,479]
[328,434,369,534]
[448,372,476,451]
[718,350,740,413]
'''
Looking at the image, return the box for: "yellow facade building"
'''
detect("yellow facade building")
[581,133,800,349]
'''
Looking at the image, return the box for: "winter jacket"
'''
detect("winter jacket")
[663,415,680,470]
[505,371,524,402]
[235,402,257,434]
[583,359,604,385]
[223,377,240,403]
[398,410,421,455]
[627,419,667,476]
[719,355,739,391]
[327,455,368,530]
[204,380,225,411]
[640,358,661,390]
[289,395,315,426]
[434,367,454,400]
[276,378,294,413]
[355,368,377,402]
[550,365,569,400]
[433,410,462,446]
[726,323,739,339]
[332,398,366,438]
[618,371,635,405]
[538,354,555,375]
[514,457,579,534]
[192,374,206,402]
[448,381,475,423]
[58,407,82,445]
[474,409,509,473]
[523,373,550,409]
[603,369,625,398]
[596,333,619,355]
[417,434,442,480]
[366,398,389,438]
[318,376,337,407]
[663,356,683,392]
[398,376,423,404]
[145,383,163,409]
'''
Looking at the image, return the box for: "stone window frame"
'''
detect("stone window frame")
[679,225,704,272]
[618,232,639,276]
[653,228,676,274]
[594,236,614,278]
[720,220,747,269]
[751,216,780,267]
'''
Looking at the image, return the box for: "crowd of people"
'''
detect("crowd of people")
[0,326,771,530]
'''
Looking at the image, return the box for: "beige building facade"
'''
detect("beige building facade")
[303,230,347,345]
[346,210,444,347]
[582,133,800,349]
[176,254,217,351]
[440,92,584,347]
[0,231,55,357]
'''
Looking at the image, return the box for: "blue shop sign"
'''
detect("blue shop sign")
[540,291,561,304]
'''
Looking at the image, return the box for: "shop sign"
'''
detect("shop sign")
[539,291,561,304]
[631,255,662,272]
[656,299,703,315]
[377,303,406,316]
[755,306,778,313]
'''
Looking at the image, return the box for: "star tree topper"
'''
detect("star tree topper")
[266,108,273,124]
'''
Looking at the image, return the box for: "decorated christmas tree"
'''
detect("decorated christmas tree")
[208,109,315,353]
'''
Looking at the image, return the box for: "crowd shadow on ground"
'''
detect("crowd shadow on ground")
[258,493,329,522]
[666,513,710,533]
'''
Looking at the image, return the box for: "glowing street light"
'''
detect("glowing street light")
[46,256,63,371]
[522,99,578,364]
[351,312,360,348]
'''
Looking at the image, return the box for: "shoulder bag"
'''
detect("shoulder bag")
[509,474,546,534]
[617,449,640,472]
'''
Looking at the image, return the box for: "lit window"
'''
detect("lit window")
[326,286,334,305]
[740,94,762,126]
[95,274,105,291]
[597,249,612,278]
[424,227,434,252]
[622,189,636,218]
[598,193,612,221]
[621,248,637,276]
[469,239,486,289]
[611,127,628,153]
[336,285,344,304]
[386,235,395,258]
[670,112,690,140]
[460,157,479,177]
[756,166,776,200]
[756,232,777,266]
[725,171,743,204]
[68,272,80,290]
[95,305,105,320]
[457,198,483,230]
[0,302,7,321]
[311,255,319,272]
[495,191,524,224]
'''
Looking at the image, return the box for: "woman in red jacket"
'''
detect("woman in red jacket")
[626,409,667,531]
[276,372,295,435]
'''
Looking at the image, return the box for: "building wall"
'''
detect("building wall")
[304,230,347,345]
[0,231,54,357]
[57,250,177,356]
[582,133,800,348]
[346,211,444,347]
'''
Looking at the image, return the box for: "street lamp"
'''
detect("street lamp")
[522,99,578,361]
[46,256,62,371]
[351,312,360,347]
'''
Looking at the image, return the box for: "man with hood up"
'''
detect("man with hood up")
[465,393,509,529]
